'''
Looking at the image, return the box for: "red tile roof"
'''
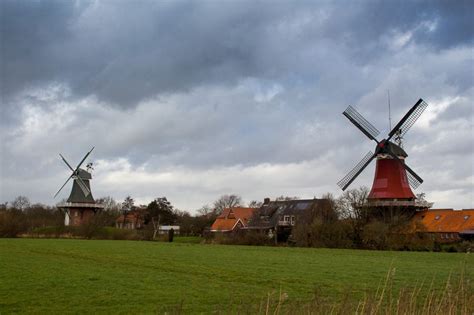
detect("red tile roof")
[210,207,257,232]
[116,210,145,224]
[413,209,474,233]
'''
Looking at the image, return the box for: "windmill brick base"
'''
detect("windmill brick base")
[57,202,103,226]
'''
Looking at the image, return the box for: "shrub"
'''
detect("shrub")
[0,209,27,237]
[209,230,273,246]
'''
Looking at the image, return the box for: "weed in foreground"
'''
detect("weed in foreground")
[161,264,473,315]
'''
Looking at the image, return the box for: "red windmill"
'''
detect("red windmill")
[338,99,428,204]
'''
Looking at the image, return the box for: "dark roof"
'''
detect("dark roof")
[251,198,330,227]
[379,141,408,157]
[77,168,92,180]
[67,169,95,203]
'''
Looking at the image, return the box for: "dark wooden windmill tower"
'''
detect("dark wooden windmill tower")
[337,99,432,217]
[55,147,103,226]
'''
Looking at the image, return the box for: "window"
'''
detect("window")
[74,211,78,217]
[435,215,441,220]
[296,202,310,210]
[291,216,296,225]
[464,215,470,220]
[283,215,290,222]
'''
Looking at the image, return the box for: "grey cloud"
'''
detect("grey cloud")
[2,1,472,109]
[0,1,473,209]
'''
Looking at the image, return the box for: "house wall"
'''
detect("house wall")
[116,222,136,229]
[429,232,462,243]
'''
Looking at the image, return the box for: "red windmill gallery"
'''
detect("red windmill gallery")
[338,98,432,215]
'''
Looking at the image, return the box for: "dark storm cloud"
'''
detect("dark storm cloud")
[1,1,78,96]
[1,1,473,209]
[326,0,473,48]
[1,0,472,108]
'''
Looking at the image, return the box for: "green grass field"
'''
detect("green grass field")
[0,238,472,314]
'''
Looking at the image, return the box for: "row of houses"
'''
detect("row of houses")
[413,209,474,241]
[210,198,474,243]
[109,196,473,243]
[211,198,332,241]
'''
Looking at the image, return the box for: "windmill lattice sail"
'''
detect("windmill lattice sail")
[343,105,380,141]
[388,99,428,139]
[337,151,374,191]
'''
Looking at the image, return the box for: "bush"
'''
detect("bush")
[30,226,67,238]
[75,226,138,240]
[0,209,27,237]
[361,220,389,250]
[209,230,273,246]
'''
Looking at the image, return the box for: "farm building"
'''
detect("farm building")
[241,198,332,241]
[158,225,180,235]
[115,210,180,234]
[251,198,331,227]
[413,209,474,242]
[210,207,257,232]
[116,209,146,229]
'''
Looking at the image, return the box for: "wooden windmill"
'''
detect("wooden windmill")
[55,147,104,226]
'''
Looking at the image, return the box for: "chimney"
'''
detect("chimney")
[264,198,270,205]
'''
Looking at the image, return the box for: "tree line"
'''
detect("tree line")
[0,194,248,238]
[3,189,464,252]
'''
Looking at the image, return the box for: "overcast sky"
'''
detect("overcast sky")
[1,0,473,212]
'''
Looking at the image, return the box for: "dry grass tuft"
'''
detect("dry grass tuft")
[168,261,473,315]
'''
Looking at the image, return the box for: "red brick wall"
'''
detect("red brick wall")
[68,208,95,226]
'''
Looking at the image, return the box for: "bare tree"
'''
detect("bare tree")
[151,215,161,240]
[275,195,299,201]
[196,205,213,216]
[11,196,30,211]
[97,196,120,212]
[336,186,369,220]
[213,194,242,215]
[248,200,263,208]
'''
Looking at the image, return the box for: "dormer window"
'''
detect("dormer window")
[435,215,441,220]
[464,215,470,220]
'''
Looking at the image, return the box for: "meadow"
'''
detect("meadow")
[0,238,472,314]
